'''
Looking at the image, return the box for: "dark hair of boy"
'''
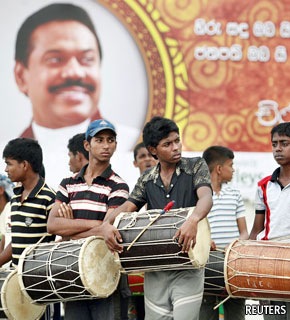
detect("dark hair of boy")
[2,138,42,173]
[271,122,290,139]
[202,145,234,173]
[68,133,89,161]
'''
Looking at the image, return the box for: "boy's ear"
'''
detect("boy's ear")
[148,146,156,158]
[216,164,222,175]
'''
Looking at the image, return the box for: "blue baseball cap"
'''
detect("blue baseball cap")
[85,119,117,140]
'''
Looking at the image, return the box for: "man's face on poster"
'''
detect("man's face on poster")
[14,20,101,129]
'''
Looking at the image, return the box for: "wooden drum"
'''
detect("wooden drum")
[114,207,211,273]
[225,239,290,301]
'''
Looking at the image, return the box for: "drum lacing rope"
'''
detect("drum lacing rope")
[121,212,139,229]
[121,211,161,229]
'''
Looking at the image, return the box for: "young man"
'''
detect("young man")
[67,133,89,174]
[104,116,213,320]
[47,119,129,320]
[14,3,139,187]
[0,138,58,320]
[200,146,248,320]
[250,122,290,319]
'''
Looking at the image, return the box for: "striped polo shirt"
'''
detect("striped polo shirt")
[10,177,56,266]
[207,184,246,249]
[56,164,129,220]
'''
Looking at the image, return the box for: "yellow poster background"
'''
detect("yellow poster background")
[100,0,290,152]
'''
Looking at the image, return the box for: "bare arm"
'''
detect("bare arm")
[237,217,249,240]
[103,200,138,224]
[174,185,213,253]
[0,236,5,254]
[103,201,138,251]
[0,242,12,267]
[249,212,265,240]
[47,201,101,237]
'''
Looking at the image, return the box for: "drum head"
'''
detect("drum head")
[1,269,45,320]
[79,236,121,297]
[188,214,211,267]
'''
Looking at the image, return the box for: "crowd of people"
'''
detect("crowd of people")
[1,116,290,320]
[0,2,289,320]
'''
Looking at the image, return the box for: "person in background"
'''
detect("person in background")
[67,133,89,174]
[249,122,290,320]
[104,116,213,320]
[133,142,157,176]
[47,119,129,320]
[199,146,248,320]
[0,138,58,320]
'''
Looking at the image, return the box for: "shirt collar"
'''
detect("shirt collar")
[14,176,45,198]
[147,160,183,183]
[270,167,281,182]
[75,163,113,182]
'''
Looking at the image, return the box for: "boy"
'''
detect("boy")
[200,146,248,320]
[250,122,290,319]
[0,138,57,319]
[104,116,213,320]
[47,119,129,320]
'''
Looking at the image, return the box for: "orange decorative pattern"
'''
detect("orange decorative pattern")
[98,0,290,151]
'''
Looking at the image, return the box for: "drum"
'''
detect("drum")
[0,269,13,319]
[114,207,211,273]
[18,236,121,304]
[1,269,45,320]
[225,239,290,301]
[128,273,144,296]
[204,251,227,297]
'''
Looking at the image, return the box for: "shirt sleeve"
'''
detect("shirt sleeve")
[55,177,70,203]
[255,185,266,211]
[107,180,129,208]
[193,157,212,188]
[128,174,147,210]
[236,190,246,219]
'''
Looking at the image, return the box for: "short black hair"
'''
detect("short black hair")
[133,142,146,161]
[68,133,89,160]
[3,138,43,173]
[271,122,290,140]
[143,116,179,149]
[202,146,234,173]
[15,3,102,66]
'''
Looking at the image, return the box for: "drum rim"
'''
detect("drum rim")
[2,269,46,320]
[224,238,238,297]
[79,236,121,297]
[187,209,211,268]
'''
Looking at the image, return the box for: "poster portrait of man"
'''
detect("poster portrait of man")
[0,0,148,188]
